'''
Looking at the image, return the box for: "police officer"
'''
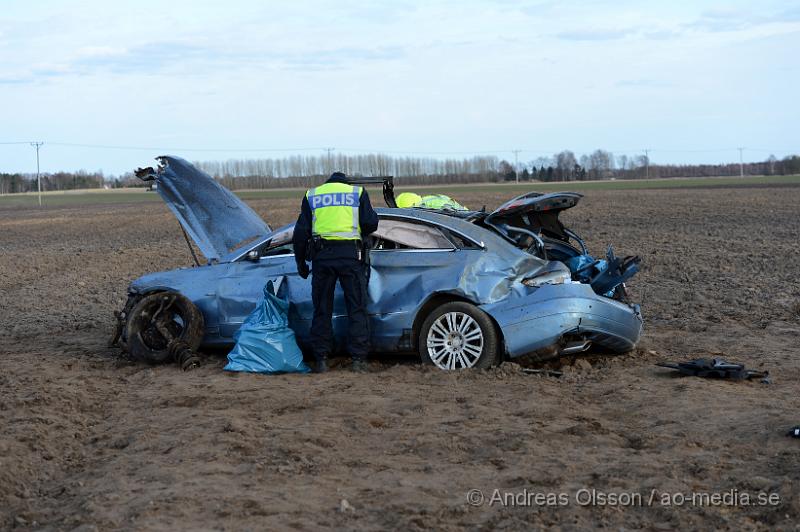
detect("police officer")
[292,172,379,373]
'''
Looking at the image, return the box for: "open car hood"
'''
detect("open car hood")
[136,156,271,263]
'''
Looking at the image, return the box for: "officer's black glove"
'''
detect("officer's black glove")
[297,262,310,279]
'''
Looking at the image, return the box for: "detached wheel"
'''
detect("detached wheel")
[125,292,204,364]
[419,302,499,370]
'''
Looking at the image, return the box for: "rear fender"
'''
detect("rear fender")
[480,283,642,357]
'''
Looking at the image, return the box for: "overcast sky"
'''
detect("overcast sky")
[1,0,798,175]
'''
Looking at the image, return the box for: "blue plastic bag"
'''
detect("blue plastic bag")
[224,279,310,374]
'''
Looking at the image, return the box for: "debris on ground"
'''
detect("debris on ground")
[656,358,768,380]
[339,499,355,513]
[521,368,564,378]
[787,426,800,439]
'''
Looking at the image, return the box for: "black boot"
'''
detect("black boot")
[315,358,328,374]
[352,358,367,373]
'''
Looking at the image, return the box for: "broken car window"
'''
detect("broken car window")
[370,219,454,250]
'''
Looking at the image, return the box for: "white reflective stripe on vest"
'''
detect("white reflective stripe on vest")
[309,191,359,209]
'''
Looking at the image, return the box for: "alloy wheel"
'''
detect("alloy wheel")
[426,311,484,370]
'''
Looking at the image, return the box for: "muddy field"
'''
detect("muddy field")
[1,185,799,530]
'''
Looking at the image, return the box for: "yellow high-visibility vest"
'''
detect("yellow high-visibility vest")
[417,194,468,211]
[306,182,362,240]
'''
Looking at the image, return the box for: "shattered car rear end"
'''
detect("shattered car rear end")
[112,156,643,370]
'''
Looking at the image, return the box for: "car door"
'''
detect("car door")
[366,216,469,352]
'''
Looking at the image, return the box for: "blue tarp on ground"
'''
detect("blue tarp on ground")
[224,279,310,374]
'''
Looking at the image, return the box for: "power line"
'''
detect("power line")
[44,142,328,153]
[0,141,796,159]
[738,147,745,177]
[30,142,43,207]
[648,148,741,153]
[324,147,335,172]
[512,149,522,183]
[335,147,520,155]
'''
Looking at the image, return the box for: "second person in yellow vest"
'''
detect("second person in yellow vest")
[395,192,468,211]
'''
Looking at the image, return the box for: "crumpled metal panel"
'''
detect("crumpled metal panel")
[152,155,271,262]
[375,209,552,303]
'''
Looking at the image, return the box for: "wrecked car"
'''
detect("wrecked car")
[112,156,642,370]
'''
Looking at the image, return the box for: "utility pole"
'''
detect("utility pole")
[30,142,44,207]
[737,147,744,177]
[643,148,650,179]
[512,149,521,183]
[324,147,335,173]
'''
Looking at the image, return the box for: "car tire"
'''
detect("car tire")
[419,302,499,370]
[125,292,204,364]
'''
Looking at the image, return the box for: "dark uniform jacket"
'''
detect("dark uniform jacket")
[292,175,379,270]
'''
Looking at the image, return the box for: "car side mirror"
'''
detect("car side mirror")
[246,250,260,261]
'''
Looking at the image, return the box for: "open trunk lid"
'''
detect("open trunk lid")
[486,191,582,221]
[484,191,582,242]
[136,156,271,263]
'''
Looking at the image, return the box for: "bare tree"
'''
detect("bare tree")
[767,154,777,175]
[617,154,629,174]
[587,149,614,179]
[555,150,577,181]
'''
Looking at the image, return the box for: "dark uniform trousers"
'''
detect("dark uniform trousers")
[310,257,369,362]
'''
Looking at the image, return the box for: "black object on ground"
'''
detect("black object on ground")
[787,426,800,439]
[656,358,767,380]
[522,368,563,378]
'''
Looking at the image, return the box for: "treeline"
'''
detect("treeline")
[197,151,800,189]
[2,152,799,194]
[0,170,106,194]
[196,154,502,189]
[521,151,800,181]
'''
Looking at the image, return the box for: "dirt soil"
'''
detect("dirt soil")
[1,185,799,531]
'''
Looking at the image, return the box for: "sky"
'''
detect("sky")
[0,0,798,175]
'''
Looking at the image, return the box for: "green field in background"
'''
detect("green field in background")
[1,174,799,208]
